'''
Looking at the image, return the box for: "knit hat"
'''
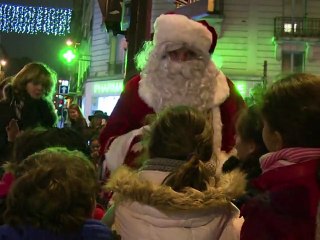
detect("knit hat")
[153,14,217,54]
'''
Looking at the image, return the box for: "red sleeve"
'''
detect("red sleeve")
[99,75,154,155]
[220,78,246,152]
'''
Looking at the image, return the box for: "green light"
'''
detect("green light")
[93,80,123,95]
[212,54,223,68]
[135,41,153,70]
[234,82,247,98]
[63,49,76,63]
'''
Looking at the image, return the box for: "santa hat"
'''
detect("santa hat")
[153,14,217,54]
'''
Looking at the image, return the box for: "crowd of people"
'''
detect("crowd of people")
[0,13,319,240]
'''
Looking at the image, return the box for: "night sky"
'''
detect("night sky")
[0,0,73,78]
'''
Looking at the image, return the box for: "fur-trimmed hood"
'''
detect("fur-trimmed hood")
[105,166,246,210]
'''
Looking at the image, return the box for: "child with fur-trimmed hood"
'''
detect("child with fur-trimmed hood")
[103,106,246,240]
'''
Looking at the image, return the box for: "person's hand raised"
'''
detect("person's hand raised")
[6,119,20,142]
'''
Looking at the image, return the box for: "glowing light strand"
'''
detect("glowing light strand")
[0,4,72,36]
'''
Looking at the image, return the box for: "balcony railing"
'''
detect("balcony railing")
[274,17,320,39]
[176,0,200,8]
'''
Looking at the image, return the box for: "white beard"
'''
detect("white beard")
[137,44,232,172]
[138,45,220,113]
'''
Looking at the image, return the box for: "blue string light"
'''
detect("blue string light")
[0,3,72,36]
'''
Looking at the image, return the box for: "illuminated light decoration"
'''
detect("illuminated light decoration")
[134,41,153,71]
[60,46,77,65]
[63,49,76,63]
[207,0,214,12]
[0,3,72,35]
[234,81,247,98]
[93,80,123,95]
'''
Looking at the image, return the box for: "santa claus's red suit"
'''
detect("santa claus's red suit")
[99,14,244,175]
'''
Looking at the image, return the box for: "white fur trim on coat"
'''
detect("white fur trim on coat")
[106,166,247,210]
[211,71,230,167]
[106,167,246,240]
[154,14,212,54]
[212,71,230,106]
[103,126,149,174]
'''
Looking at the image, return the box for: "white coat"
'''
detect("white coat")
[106,167,246,240]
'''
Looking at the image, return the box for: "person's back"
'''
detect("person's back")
[0,147,112,240]
[105,106,246,240]
[240,73,320,240]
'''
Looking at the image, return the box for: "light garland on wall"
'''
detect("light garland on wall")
[0,4,72,36]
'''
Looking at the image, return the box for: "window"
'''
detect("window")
[108,35,126,75]
[282,51,304,73]
[96,96,120,116]
[284,23,297,33]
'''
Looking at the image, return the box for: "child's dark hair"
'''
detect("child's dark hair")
[236,105,268,158]
[4,147,98,233]
[261,73,320,148]
[11,127,89,164]
[147,106,213,192]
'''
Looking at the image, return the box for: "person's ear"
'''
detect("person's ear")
[247,141,257,155]
[273,131,283,151]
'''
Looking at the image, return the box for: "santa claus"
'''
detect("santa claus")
[99,14,245,175]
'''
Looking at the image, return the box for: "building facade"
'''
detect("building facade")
[79,0,320,116]
[81,0,175,118]
[214,0,320,96]
[82,0,126,118]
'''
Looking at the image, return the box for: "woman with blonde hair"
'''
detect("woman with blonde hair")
[0,62,57,162]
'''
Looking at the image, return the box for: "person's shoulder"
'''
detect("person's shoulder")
[120,74,141,97]
[37,97,52,105]
[37,98,55,113]
[0,99,13,124]
[82,219,113,240]
[126,74,141,88]
[0,225,20,240]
